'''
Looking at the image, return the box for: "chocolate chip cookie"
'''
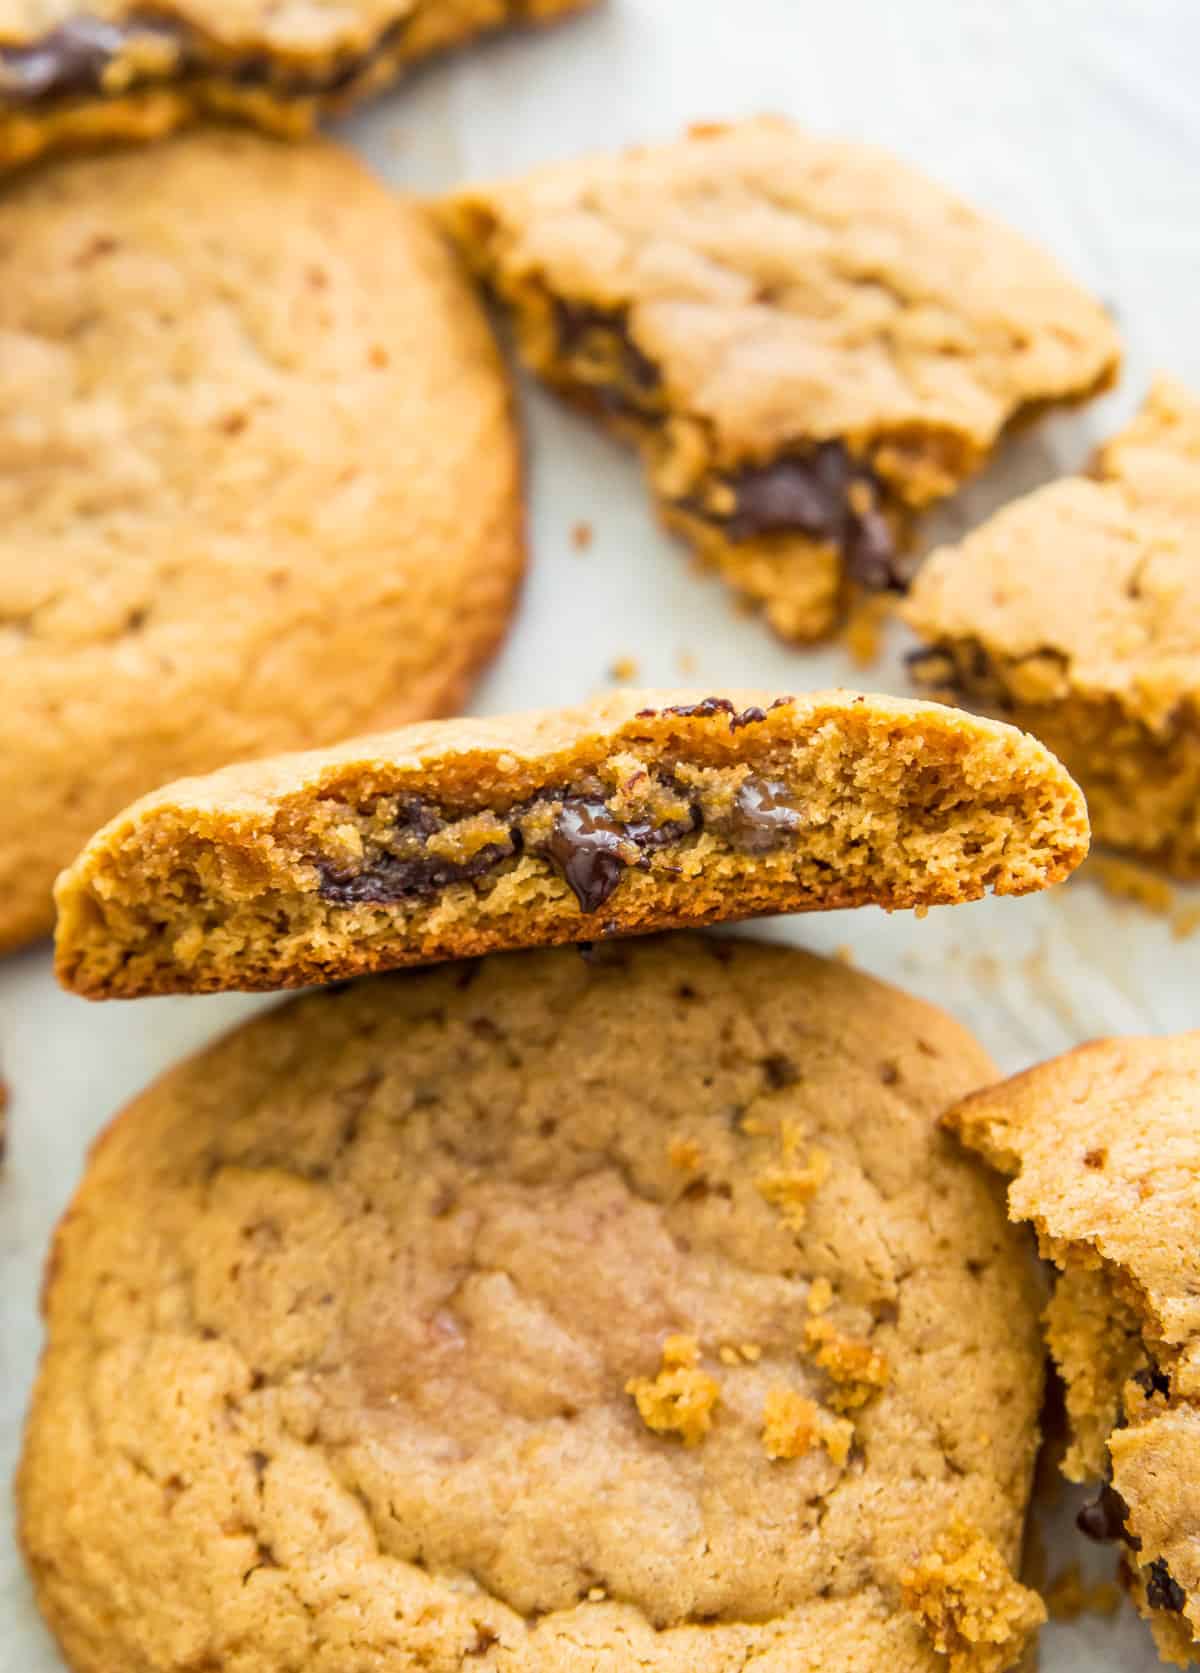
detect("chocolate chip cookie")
[438,116,1121,642]
[0,0,593,167]
[20,934,1047,1673]
[945,1034,1200,1666]
[0,128,523,955]
[53,687,1090,998]
[907,379,1200,878]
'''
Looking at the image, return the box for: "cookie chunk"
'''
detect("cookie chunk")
[19,935,1046,1673]
[0,0,592,167]
[907,380,1200,877]
[945,1034,1200,1666]
[53,687,1090,998]
[438,117,1120,642]
[0,129,523,954]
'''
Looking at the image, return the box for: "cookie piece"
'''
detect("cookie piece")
[438,116,1120,642]
[907,380,1200,877]
[53,687,1090,998]
[945,1035,1200,1666]
[0,0,593,167]
[0,129,523,955]
[19,934,1047,1673]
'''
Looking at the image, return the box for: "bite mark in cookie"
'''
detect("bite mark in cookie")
[439,117,1119,642]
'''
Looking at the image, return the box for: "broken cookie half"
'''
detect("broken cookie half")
[438,116,1120,642]
[907,378,1200,878]
[945,1034,1200,1668]
[54,687,1089,999]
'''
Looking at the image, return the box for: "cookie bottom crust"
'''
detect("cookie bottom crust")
[909,640,1200,878]
[0,0,586,167]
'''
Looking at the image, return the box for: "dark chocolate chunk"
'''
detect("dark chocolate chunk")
[635,697,791,730]
[320,835,518,906]
[727,779,803,851]
[718,443,905,592]
[543,796,698,914]
[1146,1559,1187,1614]
[1076,1481,1132,1545]
[0,17,147,103]
[1132,1365,1172,1398]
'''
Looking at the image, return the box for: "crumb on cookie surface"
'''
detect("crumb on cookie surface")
[804,1315,890,1409]
[626,1334,720,1446]
[761,1387,854,1465]
[901,1520,1047,1672]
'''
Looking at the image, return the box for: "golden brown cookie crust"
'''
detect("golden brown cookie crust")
[0,0,594,167]
[52,687,1090,998]
[907,379,1200,877]
[20,935,1046,1673]
[0,128,523,954]
[945,1034,1200,1665]
[439,116,1120,641]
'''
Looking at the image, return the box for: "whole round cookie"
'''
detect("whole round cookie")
[0,128,523,954]
[20,936,1046,1672]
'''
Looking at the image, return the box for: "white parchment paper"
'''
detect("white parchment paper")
[4,3,1200,1666]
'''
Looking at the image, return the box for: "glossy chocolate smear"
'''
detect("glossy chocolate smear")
[726,779,803,852]
[723,443,905,591]
[1146,1559,1187,1614]
[544,795,699,914]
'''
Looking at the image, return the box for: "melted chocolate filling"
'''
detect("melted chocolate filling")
[318,771,803,918]
[724,445,904,590]
[0,13,399,105]
[548,304,903,591]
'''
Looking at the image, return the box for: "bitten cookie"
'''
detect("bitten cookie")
[0,129,523,955]
[945,1034,1200,1667]
[53,687,1090,998]
[438,116,1120,642]
[907,379,1200,877]
[20,935,1047,1673]
[0,0,593,167]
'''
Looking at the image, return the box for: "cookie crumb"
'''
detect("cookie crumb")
[586,1585,607,1602]
[677,649,696,675]
[626,1334,720,1446]
[901,1519,1046,1672]
[1172,902,1200,940]
[610,655,639,683]
[1045,1561,1122,1621]
[804,1315,890,1409]
[1092,855,1175,915]
[718,1341,763,1366]
[667,1135,703,1171]
[844,592,891,668]
[756,1121,831,1230]
[762,1387,853,1465]
[833,944,854,966]
[571,520,593,551]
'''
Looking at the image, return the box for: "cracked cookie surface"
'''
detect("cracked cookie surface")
[907,379,1200,877]
[0,0,593,167]
[945,1033,1200,1666]
[20,934,1045,1672]
[0,128,523,954]
[438,116,1120,642]
[52,687,1090,998]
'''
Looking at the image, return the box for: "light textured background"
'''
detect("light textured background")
[3,1,1200,1667]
